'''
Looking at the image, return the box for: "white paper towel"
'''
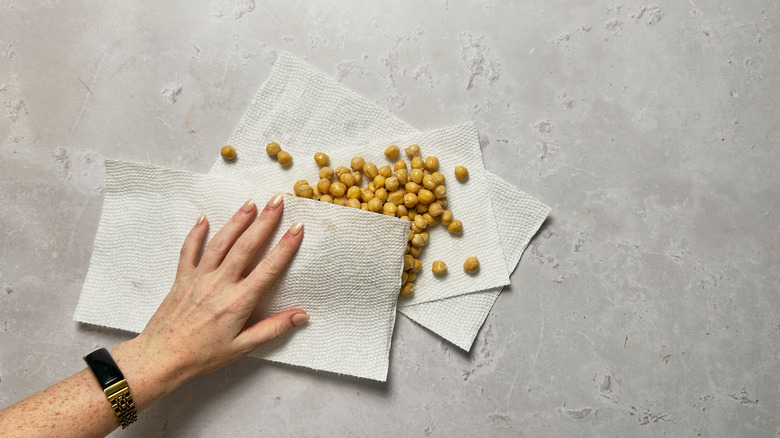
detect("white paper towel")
[74,160,409,381]
[208,52,550,349]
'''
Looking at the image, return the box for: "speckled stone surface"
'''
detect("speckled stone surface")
[1,1,778,436]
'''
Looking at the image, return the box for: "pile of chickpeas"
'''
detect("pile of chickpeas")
[275,142,480,297]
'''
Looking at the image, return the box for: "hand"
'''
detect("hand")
[112,193,307,403]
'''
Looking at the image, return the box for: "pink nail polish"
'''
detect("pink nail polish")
[288,221,304,236]
[267,193,284,208]
[291,313,309,326]
[241,198,255,212]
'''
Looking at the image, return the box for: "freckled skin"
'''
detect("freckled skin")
[0,196,307,437]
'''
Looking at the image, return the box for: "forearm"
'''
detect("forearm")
[0,339,187,438]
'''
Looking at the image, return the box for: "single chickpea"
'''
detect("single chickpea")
[402,271,409,284]
[413,258,422,272]
[400,282,414,297]
[408,230,414,242]
[383,202,398,216]
[396,204,408,217]
[294,180,309,192]
[265,142,281,156]
[463,256,480,274]
[352,171,363,186]
[367,182,376,192]
[347,185,362,199]
[277,151,293,166]
[417,189,434,204]
[368,197,383,212]
[314,152,329,166]
[410,156,424,169]
[409,246,421,257]
[432,171,445,185]
[336,166,351,177]
[410,223,423,234]
[413,215,427,230]
[330,181,347,197]
[440,210,453,226]
[375,188,388,202]
[400,215,410,221]
[433,185,446,199]
[319,194,333,203]
[297,185,314,198]
[421,231,429,244]
[411,234,424,247]
[395,169,408,185]
[422,213,436,227]
[317,178,331,195]
[361,188,375,203]
[405,144,420,157]
[373,174,386,189]
[379,165,392,178]
[394,160,407,172]
[416,203,428,213]
[405,182,421,194]
[432,260,447,275]
[425,156,439,172]
[404,254,413,270]
[422,174,437,190]
[346,198,361,209]
[221,145,237,160]
[385,145,400,160]
[408,210,418,219]
[404,193,419,208]
[385,176,400,192]
[407,272,416,282]
[410,168,424,184]
[340,172,356,187]
[361,203,369,211]
[363,162,378,179]
[311,185,320,200]
[448,219,463,234]
[388,190,405,205]
[438,198,448,208]
[454,166,469,181]
[428,202,443,217]
[351,157,365,171]
[333,196,348,206]
[320,166,334,180]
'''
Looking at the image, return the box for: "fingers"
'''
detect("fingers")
[220,193,284,280]
[242,221,304,298]
[176,214,209,278]
[198,199,257,272]
[236,309,309,351]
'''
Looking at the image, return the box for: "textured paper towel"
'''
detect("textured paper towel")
[209,51,548,349]
[74,160,409,381]
[400,173,551,350]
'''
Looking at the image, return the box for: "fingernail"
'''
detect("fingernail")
[267,192,284,208]
[241,198,255,212]
[291,313,309,326]
[288,220,304,236]
[196,213,206,225]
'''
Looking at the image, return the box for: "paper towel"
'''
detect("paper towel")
[75,160,409,381]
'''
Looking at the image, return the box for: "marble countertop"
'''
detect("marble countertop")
[1,1,778,436]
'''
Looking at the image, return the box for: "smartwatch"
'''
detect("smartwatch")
[83,348,138,428]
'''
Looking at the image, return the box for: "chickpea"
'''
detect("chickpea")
[432,171,445,185]
[400,282,414,297]
[333,196,348,206]
[404,192,419,208]
[422,174,437,190]
[425,156,439,172]
[448,219,463,234]
[396,204,408,217]
[421,231,429,244]
[297,185,314,198]
[330,181,346,197]
[428,202,443,217]
[383,176,398,192]
[316,178,331,195]
[433,185,446,199]
[314,152,329,165]
[440,210,453,226]
[319,194,333,203]
[363,162,378,179]
[407,272,416,282]
[388,190,405,205]
[400,215,410,221]
[340,172,356,187]
[454,166,469,181]
[351,157,365,171]
[375,188,388,202]
[277,151,293,166]
[266,142,281,156]
[335,166,350,177]
[409,246,421,257]
[361,188,375,203]
[383,202,398,216]
[405,144,420,157]
[438,198,448,208]
[408,230,414,242]
[221,145,237,160]
[385,145,400,160]
[368,197,383,212]
[367,182,376,192]
[410,168,423,184]
[416,203,428,213]
[432,260,447,275]
[413,215,427,230]
[373,175,386,189]
[379,165,392,178]
[361,203,369,211]
[417,189,434,204]
[411,234,424,247]
[410,156,424,169]
[394,160,407,172]
[352,171,363,186]
[408,210,417,219]
[320,166,334,180]
[422,213,436,227]
[347,185,362,199]
[463,256,480,274]
[402,271,409,284]
[413,258,422,272]
[405,182,421,194]
[346,198,361,209]
[311,185,320,200]
[404,254,413,270]
[395,169,408,185]
[410,224,423,234]
[294,180,308,192]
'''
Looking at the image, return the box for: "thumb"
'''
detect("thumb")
[238,309,309,351]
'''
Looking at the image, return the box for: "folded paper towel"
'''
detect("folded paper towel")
[209,51,550,349]
[74,160,409,381]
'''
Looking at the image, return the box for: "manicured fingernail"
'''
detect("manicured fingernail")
[291,313,309,326]
[196,213,206,225]
[288,220,304,236]
[241,198,255,212]
[267,192,284,208]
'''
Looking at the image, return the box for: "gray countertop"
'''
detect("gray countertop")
[1,1,778,436]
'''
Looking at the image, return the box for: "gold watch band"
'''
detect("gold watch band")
[104,380,138,428]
